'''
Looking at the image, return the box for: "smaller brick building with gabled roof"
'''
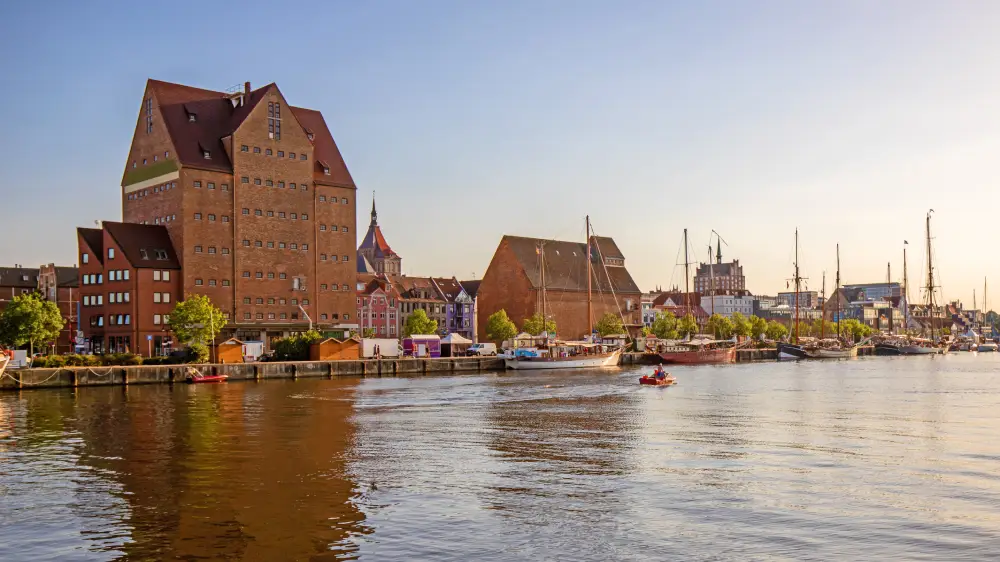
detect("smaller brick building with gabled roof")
[477,234,643,341]
[77,222,182,355]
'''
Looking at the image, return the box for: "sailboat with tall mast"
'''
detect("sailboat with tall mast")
[898,210,944,355]
[977,278,998,352]
[806,244,859,358]
[777,229,811,360]
[504,216,623,370]
[658,228,736,364]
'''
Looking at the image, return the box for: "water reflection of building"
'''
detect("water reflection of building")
[64,381,368,560]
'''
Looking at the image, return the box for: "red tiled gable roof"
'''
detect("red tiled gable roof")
[102,222,181,269]
[144,80,355,187]
[290,107,356,187]
[652,292,701,307]
[395,276,446,302]
[78,228,105,265]
[500,235,641,294]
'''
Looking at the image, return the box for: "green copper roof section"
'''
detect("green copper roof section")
[122,159,178,186]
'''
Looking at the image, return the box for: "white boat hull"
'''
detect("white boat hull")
[808,347,858,359]
[504,349,621,370]
[977,344,998,352]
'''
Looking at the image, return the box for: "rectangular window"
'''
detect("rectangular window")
[267,272,274,279]
[244,313,251,320]
[241,176,249,184]
[280,313,287,319]
[278,212,286,218]
[209,279,217,286]
[154,314,161,325]
[256,313,264,320]
[222,248,230,254]
[195,279,203,286]
[208,182,215,190]
[243,297,251,304]
[279,242,286,249]
[291,213,297,220]
[279,273,286,279]
[154,293,161,303]
[267,211,274,217]
[241,145,249,152]
[222,216,230,223]
[208,214,216,221]
[243,271,250,278]
[278,151,284,157]
[302,214,308,220]
[208,247,216,254]
[123,270,129,280]
[124,314,130,325]
[255,272,263,279]
[255,240,262,247]
[194,181,202,188]
[194,213,202,220]
[319,196,326,202]
[342,226,349,233]
[253,146,261,154]
[320,225,327,231]
[278,181,285,188]
[290,243,298,250]
[302,244,308,251]
[342,198,348,204]
[290,183,296,190]
[222,184,229,191]
[242,208,250,215]
[255,209,262,216]
[222,280,230,286]
[195,245,203,253]
[290,152,296,159]
[108,248,115,259]
[82,253,89,264]
[124,292,130,303]
[266,179,273,187]
[301,154,307,161]
[265,148,273,156]
[254,178,262,185]
[267,241,274,248]
[268,102,281,140]
[163,271,170,281]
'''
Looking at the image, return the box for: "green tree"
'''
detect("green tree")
[0,292,64,355]
[403,309,438,337]
[362,327,376,338]
[167,295,227,345]
[594,312,625,337]
[706,313,734,339]
[272,330,322,361]
[522,313,556,336]
[731,312,751,338]
[650,311,679,339]
[678,314,699,338]
[749,315,768,341]
[486,309,517,344]
[765,320,789,341]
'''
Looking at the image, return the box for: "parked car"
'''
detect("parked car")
[466,343,497,356]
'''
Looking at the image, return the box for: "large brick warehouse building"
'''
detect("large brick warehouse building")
[77,79,358,354]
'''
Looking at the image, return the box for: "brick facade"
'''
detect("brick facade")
[477,236,643,341]
[114,79,358,348]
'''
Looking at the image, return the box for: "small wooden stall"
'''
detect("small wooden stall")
[309,336,362,361]
[213,338,246,364]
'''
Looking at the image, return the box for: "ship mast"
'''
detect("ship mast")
[835,243,841,339]
[540,242,548,341]
[903,242,909,330]
[887,262,893,335]
[925,210,936,340]
[586,215,592,336]
[794,229,801,344]
[683,228,691,318]
[821,271,826,339]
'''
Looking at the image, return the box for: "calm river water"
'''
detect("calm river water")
[3,354,1000,561]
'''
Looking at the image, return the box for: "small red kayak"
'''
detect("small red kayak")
[639,375,676,386]
[186,374,228,384]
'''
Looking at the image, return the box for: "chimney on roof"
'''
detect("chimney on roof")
[244,81,251,95]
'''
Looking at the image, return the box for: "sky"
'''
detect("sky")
[2,1,1000,308]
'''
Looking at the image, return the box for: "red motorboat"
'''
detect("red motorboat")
[185,368,228,384]
[640,374,676,386]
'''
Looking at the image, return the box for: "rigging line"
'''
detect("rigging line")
[589,221,628,332]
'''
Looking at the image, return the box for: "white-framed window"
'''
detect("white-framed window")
[163,271,170,281]
[82,253,88,264]
[153,314,161,325]
[108,248,115,259]
[123,270,129,280]
[153,270,160,281]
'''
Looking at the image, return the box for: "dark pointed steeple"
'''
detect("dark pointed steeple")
[716,238,722,264]
[370,193,378,227]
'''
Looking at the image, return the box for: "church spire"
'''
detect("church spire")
[716,238,722,264]
[370,193,377,227]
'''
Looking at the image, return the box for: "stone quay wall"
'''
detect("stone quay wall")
[0,357,505,391]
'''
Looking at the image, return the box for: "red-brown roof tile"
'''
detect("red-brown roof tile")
[102,222,181,269]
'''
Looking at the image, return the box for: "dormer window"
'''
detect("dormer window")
[323,167,330,175]
[203,150,211,159]
[140,249,149,260]
[189,114,197,122]
[154,249,168,260]
[307,133,314,141]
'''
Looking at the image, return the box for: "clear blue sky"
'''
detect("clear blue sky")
[3,1,1000,307]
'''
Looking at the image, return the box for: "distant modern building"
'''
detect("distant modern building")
[700,292,754,319]
[841,282,901,302]
[777,291,819,309]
